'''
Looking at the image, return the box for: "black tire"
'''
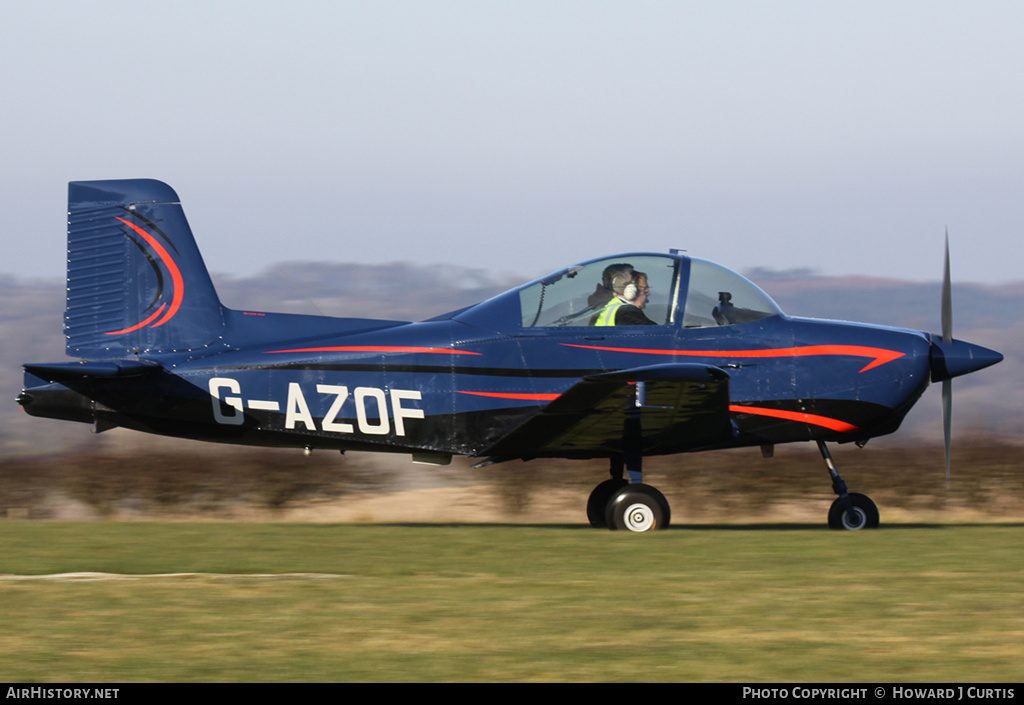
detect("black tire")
[587,478,629,527]
[827,493,880,530]
[605,484,671,532]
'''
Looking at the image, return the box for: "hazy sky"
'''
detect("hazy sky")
[3,1,1023,286]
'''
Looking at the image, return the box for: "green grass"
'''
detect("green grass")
[1,523,1022,682]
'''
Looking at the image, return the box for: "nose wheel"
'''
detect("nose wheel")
[818,441,879,530]
[827,492,879,530]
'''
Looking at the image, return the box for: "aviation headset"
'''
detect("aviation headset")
[611,268,642,302]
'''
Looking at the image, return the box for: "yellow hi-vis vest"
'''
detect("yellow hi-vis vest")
[594,298,627,326]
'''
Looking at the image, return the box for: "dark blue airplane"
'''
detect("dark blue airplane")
[18,179,1003,531]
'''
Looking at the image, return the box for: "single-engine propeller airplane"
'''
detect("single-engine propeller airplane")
[19,179,1003,531]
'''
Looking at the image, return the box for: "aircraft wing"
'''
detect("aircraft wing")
[477,363,733,462]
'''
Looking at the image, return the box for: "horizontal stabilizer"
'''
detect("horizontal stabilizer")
[23,359,162,383]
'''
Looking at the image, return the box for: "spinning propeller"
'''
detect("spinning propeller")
[942,233,953,487]
[930,232,1003,487]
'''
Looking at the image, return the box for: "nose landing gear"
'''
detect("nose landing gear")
[818,440,879,530]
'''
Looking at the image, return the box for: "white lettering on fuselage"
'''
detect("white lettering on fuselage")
[209,377,244,425]
[316,384,353,433]
[208,377,424,437]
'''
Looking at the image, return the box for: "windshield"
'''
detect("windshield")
[519,255,680,327]
[682,258,782,327]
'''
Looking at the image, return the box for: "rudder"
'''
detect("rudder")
[65,179,225,358]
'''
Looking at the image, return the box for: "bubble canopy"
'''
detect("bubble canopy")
[454,252,783,332]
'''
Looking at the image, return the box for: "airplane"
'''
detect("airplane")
[18,179,1003,531]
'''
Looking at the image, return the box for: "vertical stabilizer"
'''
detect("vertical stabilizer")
[65,179,225,358]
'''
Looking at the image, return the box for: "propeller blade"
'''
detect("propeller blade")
[943,378,952,489]
[942,230,952,345]
[941,231,952,488]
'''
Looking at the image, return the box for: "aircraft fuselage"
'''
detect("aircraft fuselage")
[22,311,947,461]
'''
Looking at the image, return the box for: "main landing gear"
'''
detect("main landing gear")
[818,440,879,530]
[587,457,672,531]
[585,439,879,532]
[586,394,672,531]
[587,395,672,532]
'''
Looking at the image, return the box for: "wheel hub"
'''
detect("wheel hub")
[842,507,866,530]
[624,503,656,532]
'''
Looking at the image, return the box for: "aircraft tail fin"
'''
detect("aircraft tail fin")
[65,179,226,358]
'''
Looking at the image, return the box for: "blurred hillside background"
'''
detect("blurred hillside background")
[2,262,1021,522]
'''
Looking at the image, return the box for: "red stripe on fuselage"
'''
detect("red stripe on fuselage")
[265,346,481,355]
[729,404,858,433]
[457,391,561,401]
[560,343,904,373]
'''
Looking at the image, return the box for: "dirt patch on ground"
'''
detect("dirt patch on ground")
[2,435,1021,525]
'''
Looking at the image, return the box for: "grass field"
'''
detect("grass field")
[1,522,1022,682]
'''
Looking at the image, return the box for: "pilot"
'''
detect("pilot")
[591,266,657,326]
[587,263,630,308]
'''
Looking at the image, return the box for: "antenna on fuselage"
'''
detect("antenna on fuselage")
[283,271,326,316]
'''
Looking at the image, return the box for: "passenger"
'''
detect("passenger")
[587,263,633,308]
[591,266,657,326]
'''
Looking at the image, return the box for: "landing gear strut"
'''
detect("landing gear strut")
[586,397,672,532]
[818,440,879,530]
